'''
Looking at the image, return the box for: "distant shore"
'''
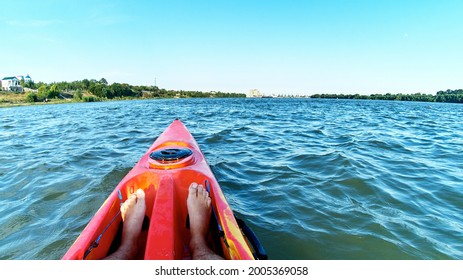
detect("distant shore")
[3,90,463,108]
[0,92,249,108]
[0,78,247,108]
[1,77,462,108]
[310,90,463,103]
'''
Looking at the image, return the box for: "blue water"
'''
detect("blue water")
[1,98,462,259]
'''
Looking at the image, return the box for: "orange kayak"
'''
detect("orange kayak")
[63,119,266,260]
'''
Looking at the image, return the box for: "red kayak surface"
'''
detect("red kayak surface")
[62,119,255,260]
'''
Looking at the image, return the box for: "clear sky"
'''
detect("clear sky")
[1,0,462,95]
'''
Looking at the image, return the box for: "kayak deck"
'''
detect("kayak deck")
[63,120,255,260]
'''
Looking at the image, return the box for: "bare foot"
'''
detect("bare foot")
[104,189,146,260]
[187,182,223,260]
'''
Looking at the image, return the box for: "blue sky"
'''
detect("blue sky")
[1,0,462,95]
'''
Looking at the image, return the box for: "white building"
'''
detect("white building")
[249,89,262,98]
[1,76,21,91]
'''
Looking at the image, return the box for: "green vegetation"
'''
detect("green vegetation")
[73,89,83,101]
[2,77,462,107]
[310,89,463,103]
[0,78,246,107]
[25,92,37,103]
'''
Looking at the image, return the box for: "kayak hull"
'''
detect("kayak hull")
[62,119,254,260]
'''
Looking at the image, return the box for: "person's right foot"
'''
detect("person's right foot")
[187,182,223,260]
[187,182,212,240]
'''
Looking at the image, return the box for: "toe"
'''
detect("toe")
[197,184,205,197]
[128,192,137,203]
[189,182,198,197]
[136,188,145,200]
[202,187,209,200]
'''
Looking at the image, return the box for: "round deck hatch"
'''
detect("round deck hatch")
[149,148,193,163]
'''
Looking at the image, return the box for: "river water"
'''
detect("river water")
[0,98,462,260]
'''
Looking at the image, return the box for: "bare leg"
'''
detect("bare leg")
[187,182,223,260]
[104,189,146,260]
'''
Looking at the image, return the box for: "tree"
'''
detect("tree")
[89,84,108,98]
[82,79,90,90]
[37,85,48,101]
[25,92,37,102]
[73,89,83,100]
[48,84,59,99]
[23,80,36,89]
[435,94,447,102]
[99,78,108,85]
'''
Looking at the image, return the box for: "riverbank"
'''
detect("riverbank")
[0,92,81,108]
[310,90,463,103]
[2,86,463,108]
[0,89,246,108]
[1,78,249,108]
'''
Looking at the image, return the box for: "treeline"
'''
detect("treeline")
[21,78,245,102]
[310,89,463,103]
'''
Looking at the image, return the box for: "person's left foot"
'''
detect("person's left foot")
[105,189,146,260]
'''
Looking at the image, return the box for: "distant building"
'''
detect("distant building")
[15,74,32,83]
[1,74,32,91]
[1,76,22,91]
[249,89,262,98]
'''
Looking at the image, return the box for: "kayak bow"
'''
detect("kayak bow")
[63,119,264,260]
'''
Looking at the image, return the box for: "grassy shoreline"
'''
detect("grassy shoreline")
[2,89,463,108]
[0,92,287,108]
[0,93,184,108]
[0,90,246,108]
[3,78,461,107]
[0,91,85,108]
[1,79,248,108]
